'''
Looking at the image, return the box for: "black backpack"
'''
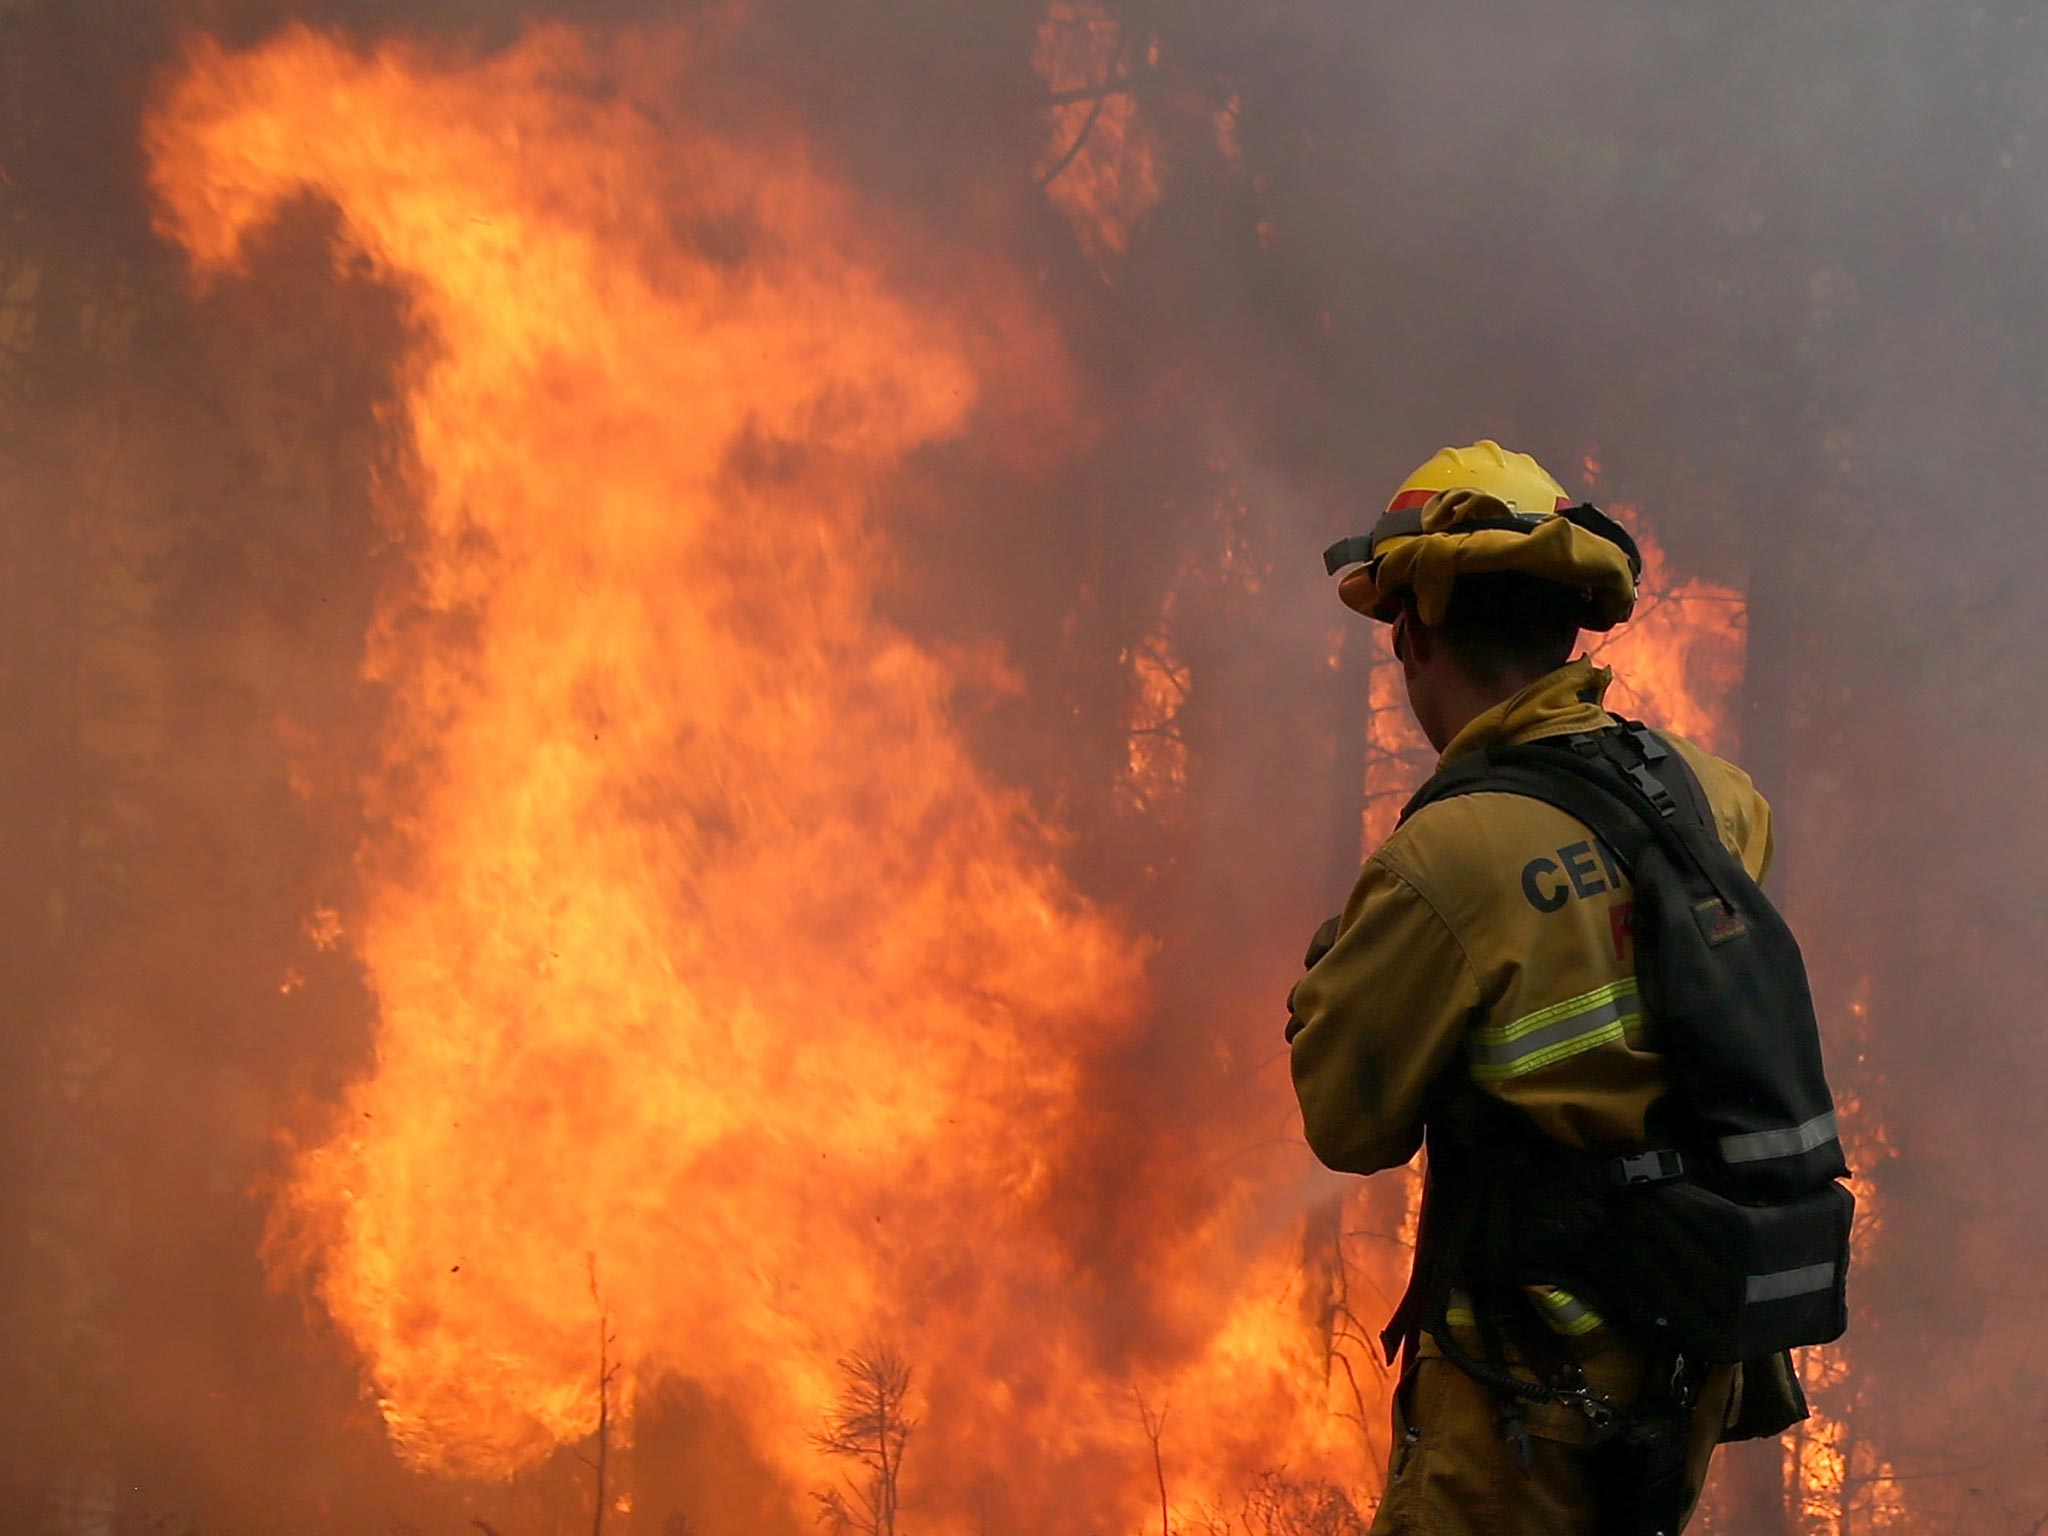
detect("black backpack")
[1393,722,1853,1368]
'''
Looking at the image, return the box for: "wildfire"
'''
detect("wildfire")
[144,21,1349,1529]
[139,19,1877,1533]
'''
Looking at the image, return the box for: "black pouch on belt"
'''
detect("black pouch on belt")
[1589,1177,1853,1363]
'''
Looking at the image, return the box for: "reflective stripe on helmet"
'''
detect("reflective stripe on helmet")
[1719,1110,1840,1166]
[1468,977,1642,1082]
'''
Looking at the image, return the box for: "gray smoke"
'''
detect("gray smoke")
[3,0,2044,1530]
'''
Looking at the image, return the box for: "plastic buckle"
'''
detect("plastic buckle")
[1626,723,1669,763]
[1609,1148,1686,1187]
[1610,726,1679,816]
[1627,762,1679,817]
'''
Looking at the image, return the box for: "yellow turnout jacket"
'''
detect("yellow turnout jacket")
[1290,659,1772,1345]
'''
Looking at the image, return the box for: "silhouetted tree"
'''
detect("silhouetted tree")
[812,1348,915,1536]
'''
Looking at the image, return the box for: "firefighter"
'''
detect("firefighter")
[1287,442,1786,1534]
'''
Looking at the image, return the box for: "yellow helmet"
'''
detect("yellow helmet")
[1324,440,1642,631]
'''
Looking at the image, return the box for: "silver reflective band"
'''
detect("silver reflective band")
[1469,992,1635,1077]
[1719,1110,1839,1165]
[1468,979,1640,1083]
[1746,1262,1837,1304]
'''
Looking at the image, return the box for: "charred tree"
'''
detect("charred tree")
[1132,1390,1169,1536]
[577,1258,623,1536]
[812,1348,915,1536]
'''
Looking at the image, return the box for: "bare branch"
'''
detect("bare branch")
[1134,1388,1170,1536]
[586,1252,617,1536]
[1038,28,1131,190]
[812,1347,915,1536]
[1045,81,1137,107]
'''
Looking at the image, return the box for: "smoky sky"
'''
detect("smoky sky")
[5,0,2047,1531]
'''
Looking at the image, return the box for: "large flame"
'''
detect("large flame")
[148,13,1134,1477]
[145,22,1350,1527]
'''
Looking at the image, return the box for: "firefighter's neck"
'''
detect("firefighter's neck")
[1401,629,1550,756]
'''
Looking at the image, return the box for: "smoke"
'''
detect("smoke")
[4,0,2046,1531]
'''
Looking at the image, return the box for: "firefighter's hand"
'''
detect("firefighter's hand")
[1284,916,1343,1042]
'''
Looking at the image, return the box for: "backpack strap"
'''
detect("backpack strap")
[1404,726,1744,910]
[1649,729,1713,823]
[1404,745,1660,877]
[1592,721,1716,831]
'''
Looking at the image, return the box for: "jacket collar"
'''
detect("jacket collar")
[1437,658,1616,767]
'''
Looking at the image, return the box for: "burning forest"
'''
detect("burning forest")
[4,2,2048,1533]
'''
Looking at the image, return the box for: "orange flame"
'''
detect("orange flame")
[149,15,1141,1475]
[1587,522,1747,746]
[145,22,1354,1527]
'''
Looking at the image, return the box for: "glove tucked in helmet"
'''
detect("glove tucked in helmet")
[1324,440,1643,631]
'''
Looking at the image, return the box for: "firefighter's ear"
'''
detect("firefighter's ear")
[1400,609,1437,667]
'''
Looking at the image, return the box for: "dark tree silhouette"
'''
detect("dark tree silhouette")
[812,1348,915,1536]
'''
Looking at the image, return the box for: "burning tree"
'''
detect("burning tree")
[812,1348,916,1536]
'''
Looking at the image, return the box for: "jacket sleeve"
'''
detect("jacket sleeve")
[1287,855,1481,1175]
